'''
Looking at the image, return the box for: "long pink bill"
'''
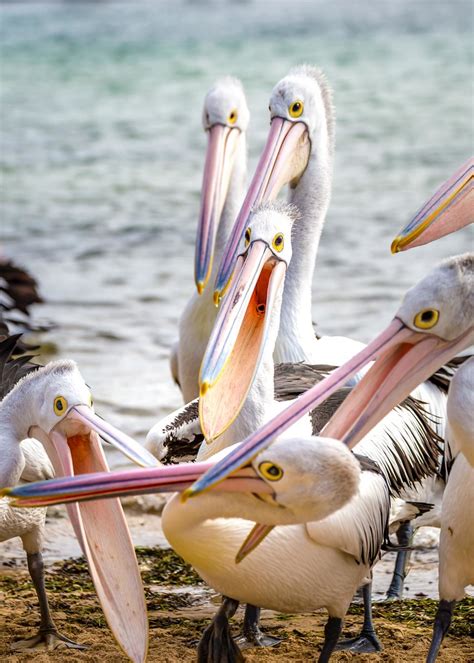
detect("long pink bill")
[391,157,473,253]
[25,404,157,663]
[3,461,272,508]
[199,240,287,441]
[183,318,473,499]
[214,118,308,298]
[195,124,241,294]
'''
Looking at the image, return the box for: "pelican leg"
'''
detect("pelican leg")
[11,552,85,651]
[334,582,383,653]
[234,604,281,650]
[426,599,455,663]
[318,616,343,663]
[197,596,244,663]
[385,521,413,600]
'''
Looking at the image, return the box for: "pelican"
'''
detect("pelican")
[5,432,376,663]
[172,78,250,402]
[0,339,157,661]
[213,65,365,366]
[391,157,473,253]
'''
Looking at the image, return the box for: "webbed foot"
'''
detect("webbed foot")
[11,627,86,651]
[234,630,281,650]
[335,629,383,653]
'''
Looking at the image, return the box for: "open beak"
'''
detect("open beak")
[195,124,241,294]
[185,318,474,498]
[391,158,473,253]
[214,117,309,299]
[26,404,157,663]
[3,459,273,507]
[199,240,287,442]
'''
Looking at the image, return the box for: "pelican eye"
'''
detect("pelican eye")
[289,99,304,118]
[413,308,439,330]
[272,233,284,252]
[244,227,251,247]
[53,396,68,416]
[228,109,238,125]
[258,461,284,481]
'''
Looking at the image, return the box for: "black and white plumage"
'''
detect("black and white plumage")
[0,335,84,651]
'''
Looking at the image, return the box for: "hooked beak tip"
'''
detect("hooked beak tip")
[235,550,246,564]
[0,488,11,498]
[180,487,195,503]
[196,281,205,296]
[391,236,403,254]
[200,381,210,397]
[213,290,221,307]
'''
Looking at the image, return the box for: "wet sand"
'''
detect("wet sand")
[1,506,473,662]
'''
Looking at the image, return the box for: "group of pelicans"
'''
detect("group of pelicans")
[0,64,473,663]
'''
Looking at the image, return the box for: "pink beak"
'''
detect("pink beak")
[214,117,308,298]
[27,405,156,663]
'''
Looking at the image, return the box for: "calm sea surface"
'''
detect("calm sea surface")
[1,1,472,468]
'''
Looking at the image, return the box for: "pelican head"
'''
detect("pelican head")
[185,253,474,498]
[214,65,332,298]
[1,360,156,662]
[391,158,473,253]
[199,201,299,441]
[195,77,249,294]
[5,435,360,562]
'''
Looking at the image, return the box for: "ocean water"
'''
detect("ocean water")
[1,1,472,468]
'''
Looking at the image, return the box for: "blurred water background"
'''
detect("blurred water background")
[1,0,472,469]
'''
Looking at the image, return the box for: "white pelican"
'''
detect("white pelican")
[0,340,157,661]
[5,432,373,663]
[213,65,365,366]
[172,78,249,402]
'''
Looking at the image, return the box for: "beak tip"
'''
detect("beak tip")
[391,237,403,253]
[196,281,205,296]
[213,290,220,307]
[200,381,210,397]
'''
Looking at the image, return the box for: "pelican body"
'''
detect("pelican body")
[0,346,156,661]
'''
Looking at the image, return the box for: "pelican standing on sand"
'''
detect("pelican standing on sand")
[171,78,249,402]
[5,431,370,663]
[0,341,157,661]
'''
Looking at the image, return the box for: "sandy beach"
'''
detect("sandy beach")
[1,503,473,662]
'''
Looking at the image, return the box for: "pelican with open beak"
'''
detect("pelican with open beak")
[185,252,473,497]
[391,158,473,253]
[0,359,157,662]
[199,202,299,442]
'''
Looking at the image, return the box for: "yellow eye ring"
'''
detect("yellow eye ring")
[272,233,284,252]
[289,100,304,118]
[53,396,68,416]
[258,461,284,482]
[244,227,251,247]
[413,308,439,330]
[228,109,238,125]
